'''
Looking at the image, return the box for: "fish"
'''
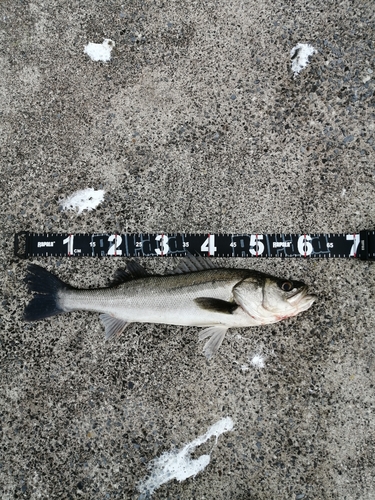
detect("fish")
[23,255,316,359]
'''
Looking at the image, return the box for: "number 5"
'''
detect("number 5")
[249,235,264,256]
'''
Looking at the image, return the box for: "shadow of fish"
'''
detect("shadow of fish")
[23,255,316,359]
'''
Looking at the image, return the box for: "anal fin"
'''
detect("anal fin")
[198,326,228,359]
[99,314,129,340]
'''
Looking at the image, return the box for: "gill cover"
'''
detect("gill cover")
[232,274,309,323]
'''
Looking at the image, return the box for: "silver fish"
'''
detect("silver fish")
[23,256,316,359]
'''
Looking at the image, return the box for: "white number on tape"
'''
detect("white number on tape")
[297,235,313,256]
[155,234,169,255]
[201,235,217,255]
[346,233,360,257]
[249,234,264,256]
[108,234,123,256]
[63,235,74,255]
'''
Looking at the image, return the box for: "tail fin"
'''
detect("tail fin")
[23,264,73,321]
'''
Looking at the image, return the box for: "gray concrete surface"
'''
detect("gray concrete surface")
[1,0,375,498]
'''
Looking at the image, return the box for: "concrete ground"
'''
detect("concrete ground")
[1,0,375,498]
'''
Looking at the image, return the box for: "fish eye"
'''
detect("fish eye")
[279,281,293,292]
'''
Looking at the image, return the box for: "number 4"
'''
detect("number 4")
[201,235,217,256]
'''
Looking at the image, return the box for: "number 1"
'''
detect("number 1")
[63,235,74,255]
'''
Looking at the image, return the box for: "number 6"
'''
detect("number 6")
[297,235,313,256]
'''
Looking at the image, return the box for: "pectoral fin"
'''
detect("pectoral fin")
[100,314,129,340]
[198,326,228,359]
[195,297,237,314]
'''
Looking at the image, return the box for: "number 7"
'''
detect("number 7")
[346,234,360,257]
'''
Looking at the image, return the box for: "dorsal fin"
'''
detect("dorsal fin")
[109,261,151,286]
[109,268,132,286]
[126,260,151,278]
[169,253,217,275]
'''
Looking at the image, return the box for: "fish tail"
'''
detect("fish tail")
[23,264,73,321]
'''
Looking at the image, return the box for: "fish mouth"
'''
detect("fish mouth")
[287,286,317,311]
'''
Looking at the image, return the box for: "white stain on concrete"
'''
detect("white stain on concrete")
[84,39,115,62]
[138,417,234,497]
[290,43,316,77]
[60,188,105,214]
[250,353,266,368]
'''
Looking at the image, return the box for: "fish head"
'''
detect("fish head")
[233,272,316,324]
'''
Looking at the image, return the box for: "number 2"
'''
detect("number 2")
[107,234,122,256]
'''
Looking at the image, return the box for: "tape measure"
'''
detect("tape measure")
[14,230,375,260]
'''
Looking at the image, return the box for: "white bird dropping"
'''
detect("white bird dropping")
[84,39,115,62]
[290,43,316,77]
[138,417,234,496]
[59,188,105,214]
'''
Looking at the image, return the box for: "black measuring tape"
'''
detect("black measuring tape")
[14,230,375,259]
